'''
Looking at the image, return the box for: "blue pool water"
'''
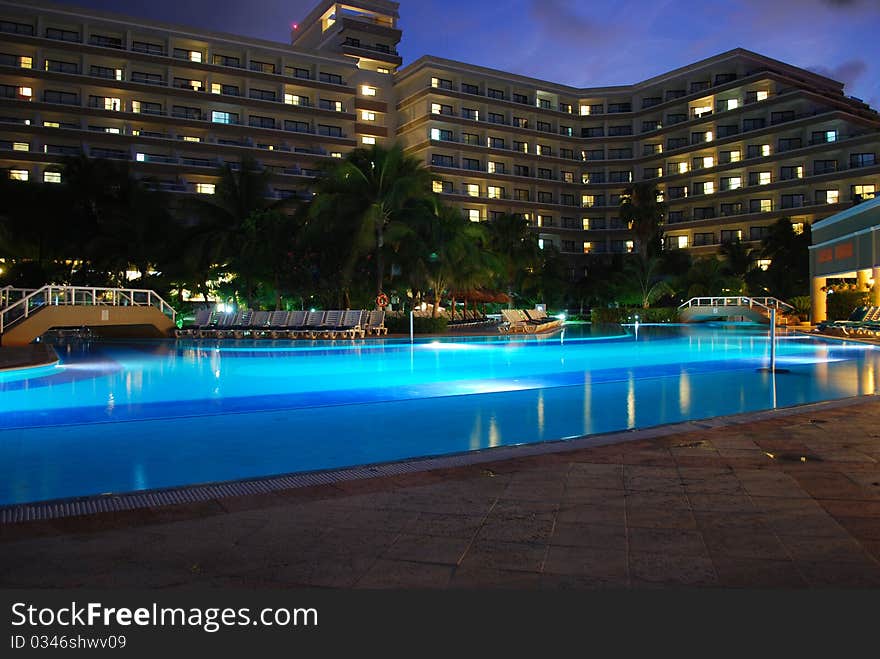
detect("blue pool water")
[0,324,877,505]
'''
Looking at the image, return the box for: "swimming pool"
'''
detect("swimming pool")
[1,324,877,505]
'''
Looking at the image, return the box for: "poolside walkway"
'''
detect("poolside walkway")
[0,343,58,371]
[2,397,880,589]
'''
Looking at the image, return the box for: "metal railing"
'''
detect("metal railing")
[678,296,795,314]
[1,285,176,334]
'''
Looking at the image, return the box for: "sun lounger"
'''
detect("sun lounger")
[283,310,308,338]
[330,310,366,339]
[365,310,387,336]
[293,311,327,339]
[266,311,291,338]
[176,308,212,337]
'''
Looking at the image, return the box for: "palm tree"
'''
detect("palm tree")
[486,213,541,308]
[310,143,432,300]
[620,182,666,261]
[622,255,675,309]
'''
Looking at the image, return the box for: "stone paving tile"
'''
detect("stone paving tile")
[550,522,627,551]
[458,540,546,573]
[627,527,707,556]
[476,514,555,544]
[449,566,543,589]
[711,558,808,588]
[625,506,697,530]
[543,545,627,579]
[557,503,626,526]
[628,552,717,587]
[402,512,485,539]
[355,559,455,589]
[777,534,878,564]
[382,533,471,565]
[794,560,880,588]
[702,528,791,561]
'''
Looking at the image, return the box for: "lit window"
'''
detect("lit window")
[131,129,141,136]
[188,80,203,91]
[676,235,688,249]
[212,110,233,124]
[182,135,201,142]
[377,67,390,74]
[726,177,742,190]
[361,136,376,145]
[487,186,503,199]
[703,181,715,194]
[361,85,377,97]
[625,240,635,253]
[853,184,876,200]
[729,150,742,162]
[678,162,688,174]
[136,153,145,162]
[758,172,771,185]
[722,99,739,111]
[19,55,32,69]
[430,128,441,140]
[537,215,547,227]
[104,97,121,111]
[195,183,215,194]
[761,144,771,156]
[701,156,714,168]
[9,169,28,181]
[825,190,840,204]
[757,259,771,271]
[538,238,545,249]
[432,180,445,193]
[579,105,590,115]
[114,68,123,81]
[755,90,769,102]
[18,86,32,98]
[43,121,60,128]
[583,242,592,254]
[131,100,141,113]
[466,209,480,222]
[465,183,480,197]
[330,152,342,158]
[792,223,804,235]
[582,195,595,207]
[704,131,713,142]
[212,83,223,95]
[43,171,61,183]
[284,94,306,106]
[103,127,120,134]
[188,51,202,63]
[757,199,772,212]
[487,162,498,174]
[582,218,591,230]
[692,104,712,117]
[12,142,28,151]
[361,110,375,121]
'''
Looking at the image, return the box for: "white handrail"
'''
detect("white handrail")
[678,296,795,313]
[1,285,176,334]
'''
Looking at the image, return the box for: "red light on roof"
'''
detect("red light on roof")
[292,22,299,30]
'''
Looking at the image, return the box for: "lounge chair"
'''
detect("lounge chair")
[176,309,211,337]
[500,309,529,333]
[266,311,291,339]
[365,310,387,336]
[315,310,344,339]
[243,310,271,338]
[331,310,366,339]
[293,311,327,339]
[215,311,244,339]
[199,312,232,338]
[283,310,308,338]
[524,309,563,332]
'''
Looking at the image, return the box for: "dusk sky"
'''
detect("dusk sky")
[50,0,880,106]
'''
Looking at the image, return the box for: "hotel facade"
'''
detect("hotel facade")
[2,0,879,274]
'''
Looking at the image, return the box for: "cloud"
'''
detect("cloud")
[527,0,614,44]
[809,59,868,89]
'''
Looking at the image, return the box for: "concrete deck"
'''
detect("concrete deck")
[0,343,58,371]
[2,396,880,589]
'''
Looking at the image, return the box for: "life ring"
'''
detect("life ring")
[376,293,389,308]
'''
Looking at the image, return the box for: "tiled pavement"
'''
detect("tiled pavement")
[2,398,880,589]
[0,344,57,371]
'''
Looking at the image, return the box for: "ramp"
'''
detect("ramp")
[1,286,176,346]
[678,297,796,325]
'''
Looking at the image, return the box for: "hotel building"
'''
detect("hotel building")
[1,0,879,273]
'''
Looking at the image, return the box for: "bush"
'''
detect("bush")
[385,314,449,334]
[825,290,870,321]
[590,307,679,324]
[788,295,811,321]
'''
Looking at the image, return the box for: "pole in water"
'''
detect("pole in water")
[410,310,414,344]
[770,307,776,373]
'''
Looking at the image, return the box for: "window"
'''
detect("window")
[487,161,504,174]
[211,110,237,124]
[643,143,662,155]
[749,171,772,185]
[852,184,876,201]
[487,88,505,100]
[250,60,275,74]
[721,230,743,244]
[560,148,574,159]
[717,125,739,138]
[721,176,742,191]
[813,159,838,175]
[779,165,803,181]
[562,171,574,183]
[750,199,772,213]
[720,202,743,216]
[667,113,687,125]
[431,128,453,141]
[431,77,453,90]
[719,150,741,163]
[174,77,203,91]
[690,80,710,93]
[46,27,79,42]
[487,136,505,149]
[642,120,662,132]
[538,167,553,180]
[642,97,661,108]
[749,227,768,242]
[536,144,551,156]
[18,86,32,99]
[431,154,454,167]
[537,191,553,203]
[360,85,377,97]
[431,103,453,115]
[330,152,342,158]
[361,136,376,145]
[667,211,684,223]
[667,186,687,200]
[461,83,479,94]
[811,130,837,144]
[284,94,308,106]
[667,137,688,150]
[463,158,481,171]
[290,67,310,79]
[694,207,716,220]
[536,120,552,132]
[513,117,528,128]
[778,138,801,152]
[667,162,688,175]
[133,40,164,55]
[851,153,876,168]
[560,125,573,136]
[487,186,504,199]
[717,98,739,112]
[582,127,604,138]
[173,48,202,62]
[9,168,28,181]
[465,183,480,197]
[559,103,573,114]
[251,115,276,129]
[608,148,632,159]
[514,141,528,153]
[377,68,390,74]
[693,232,714,246]
[488,112,505,124]
[743,117,765,131]
[285,119,310,133]
[771,110,795,125]
[42,170,62,183]
[609,171,632,183]
[607,102,631,113]
[816,190,839,204]
[195,183,215,195]
[44,59,78,74]
[669,235,689,249]
[691,131,713,144]
[746,90,770,103]
[582,194,598,208]
[580,103,604,115]
[514,165,530,177]
[461,108,478,120]
[462,132,479,145]
[132,71,163,85]
[466,209,481,223]
[11,141,28,151]
[172,105,202,120]
[608,125,633,136]
[781,194,805,209]
[319,72,343,84]
[691,104,713,119]
[643,166,662,179]
[514,189,529,201]
[513,92,529,104]
[747,144,771,158]
[181,136,201,143]
[693,181,715,195]
[692,156,714,170]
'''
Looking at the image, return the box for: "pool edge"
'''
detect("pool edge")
[0,392,874,525]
